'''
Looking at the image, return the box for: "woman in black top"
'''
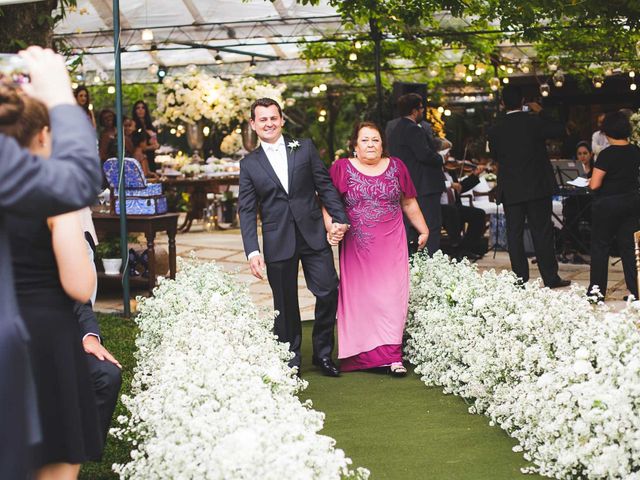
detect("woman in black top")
[588,111,640,300]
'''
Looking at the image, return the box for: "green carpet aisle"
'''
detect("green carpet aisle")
[299,323,545,480]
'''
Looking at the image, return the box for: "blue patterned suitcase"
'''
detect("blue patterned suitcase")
[103,158,167,215]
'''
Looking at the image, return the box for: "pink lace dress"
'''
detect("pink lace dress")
[329,157,417,371]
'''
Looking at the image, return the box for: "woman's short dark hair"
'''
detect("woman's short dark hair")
[601,111,631,140]
[396,93,423,117]
[0,85,50,148]
[98,108,115,128]
[348,121,388,158]
[250,98,283,120]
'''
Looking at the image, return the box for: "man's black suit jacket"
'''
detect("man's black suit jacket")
[387,117,446,196]
[238,138,348,263]
[488,111,565,205]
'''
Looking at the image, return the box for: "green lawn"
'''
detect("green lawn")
[82,316,544,480]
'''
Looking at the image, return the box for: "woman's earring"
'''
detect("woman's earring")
[353,150,358,158]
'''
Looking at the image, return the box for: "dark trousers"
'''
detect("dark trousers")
[441,203,487,253]
[266,228,339,368]
[86,354,122,446]
[504,196,560,286]
[407,193,442,255]
[589,192,640,299]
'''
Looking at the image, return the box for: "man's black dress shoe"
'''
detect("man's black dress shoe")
[312,357,340,377]
[547,278,571,289]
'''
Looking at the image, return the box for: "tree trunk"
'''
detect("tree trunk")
[0,0,58,52]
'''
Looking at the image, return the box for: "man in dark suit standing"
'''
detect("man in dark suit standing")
[388,93,446,255]
[488,85,570,288]
[238,98,349,377]
[0,47,102,479]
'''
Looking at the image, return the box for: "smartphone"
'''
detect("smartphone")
[522,104,530,112]
[0,54,30,85]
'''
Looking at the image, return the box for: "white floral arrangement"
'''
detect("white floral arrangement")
[219,132,243,155]
[156,72,286,129]
[179,164,203,176]
[112,258,368,480]
[630,110,640,146]
[406,252,640,479]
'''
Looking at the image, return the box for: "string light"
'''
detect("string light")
[631,83,637,91]
[354,40,362,49]
[107,85,116,94]
[349,52,357,61]
[320,109,327,116]
[540,83,551,97]
[489,77,500,91]
[592,75,604,88]
[141,29,154,42]
[319,83,327,91]
[311,86,320,94]
[502,77,510,84]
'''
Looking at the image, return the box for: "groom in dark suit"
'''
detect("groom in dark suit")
[238,98,349,376]
[488,85,570,288]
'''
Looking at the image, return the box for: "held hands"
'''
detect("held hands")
[327,223,349,246]
[83,335,122,369]
[417,231,429,250]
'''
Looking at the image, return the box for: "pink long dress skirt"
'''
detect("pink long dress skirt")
[329,157,417,371]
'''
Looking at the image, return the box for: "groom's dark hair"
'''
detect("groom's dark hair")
[251,98,283,120]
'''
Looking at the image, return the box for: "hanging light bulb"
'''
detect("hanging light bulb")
[170,128,177,135]
[202,126,210,136]
[499,64,507,71]
[354,40,362,49]
[444,109,452,117]
[540,83,551,97]
[475,62,487,75]
[502,77,510,84]
[468,63,476,71]
[437,106,445,113]
[630,71,636,78]
[93,73,101,84]
[141,29,154,43]
[349,52,358,61]
[427,63,440,77]
[454,64,467,79]
[552,70,565,88]
[319,83,327,92]
[311,86,320,94]
[465,75,473,83]
[631,83,637,91]
[519,61,531,74]
[506,66,514,74]
[249,57,256,68]
[605,67,614,77]
[489,77,501,91]
[320,109,327,116]
[592,75,604,88]
[318,115,326,123]
[107,85,116,94]
[547,55,560,71]
[71,81,78,90]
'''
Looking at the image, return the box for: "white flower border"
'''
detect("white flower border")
[112,258,368,480]
[406,253,640,479]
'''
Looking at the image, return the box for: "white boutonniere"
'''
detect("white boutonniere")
[287,139,300,152]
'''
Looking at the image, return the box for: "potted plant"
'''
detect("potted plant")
[96,236,122,275]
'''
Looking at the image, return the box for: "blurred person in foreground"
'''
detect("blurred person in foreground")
[488,85,570,289]
[588,111,640,300]
[0,47,102,479]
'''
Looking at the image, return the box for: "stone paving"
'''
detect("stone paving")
[95,223,630,315]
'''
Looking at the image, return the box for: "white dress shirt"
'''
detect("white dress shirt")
[248,135,289,260]
[262,135,289,193]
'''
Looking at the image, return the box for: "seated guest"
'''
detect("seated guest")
[588,111,640,300]
[1,87,103,479]
[561,141,593,256]
[441,164,488,259]
[591,113,609,160]
[97,109,116,162]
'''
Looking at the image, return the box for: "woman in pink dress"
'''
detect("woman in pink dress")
[326,122,429,376]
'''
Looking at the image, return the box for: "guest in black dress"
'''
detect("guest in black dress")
[1,91,102,479]
[588,111,640,299]
[132,100,159,172]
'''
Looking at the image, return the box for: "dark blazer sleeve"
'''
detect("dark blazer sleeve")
[0,105,102,216]
[238,156,260,257]
[74,301,101,339]
[307,140,349,225]
[460,174,480,193]
[406,124,445,168]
